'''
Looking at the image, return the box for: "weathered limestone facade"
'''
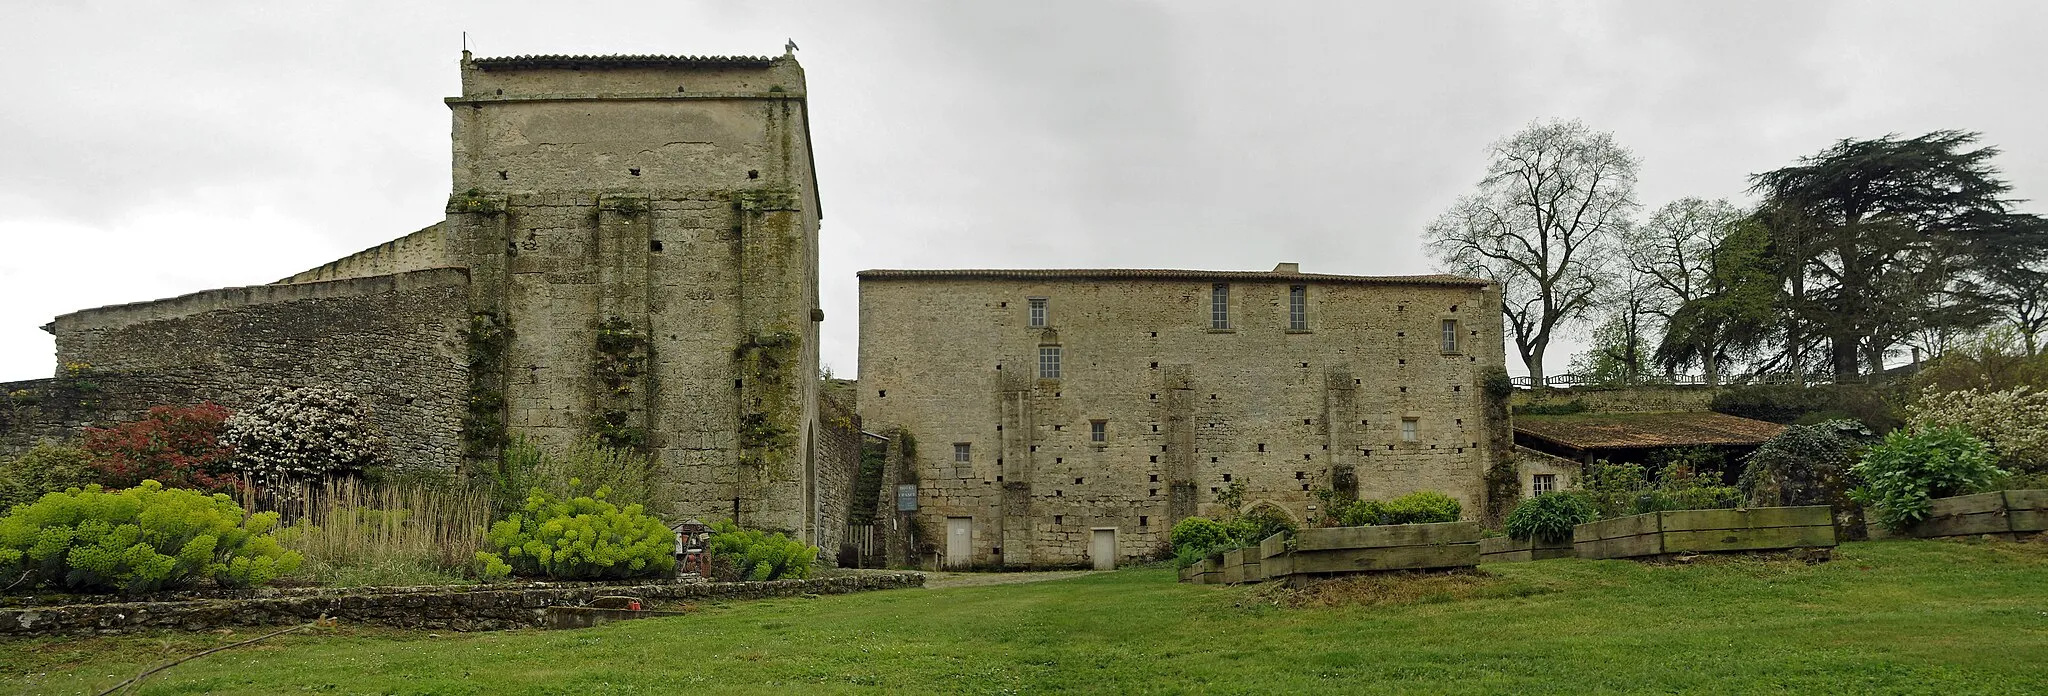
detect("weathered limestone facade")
[856,266,1510,568]
[6,50,844,547]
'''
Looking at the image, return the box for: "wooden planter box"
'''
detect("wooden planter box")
[1222,547,1265,584]
[1192,558,1223,584]
[1259,522,1479,583]
[1905,490,2047,539]
[1479,535,1574,563]
[1574,506,1836,560]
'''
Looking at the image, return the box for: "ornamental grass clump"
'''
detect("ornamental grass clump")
[706,520,816,581]
[1852,427,2005,533]
[478,486,673,580]
[0,481,301,594]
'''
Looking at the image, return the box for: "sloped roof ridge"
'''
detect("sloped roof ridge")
[857,268,1491,287]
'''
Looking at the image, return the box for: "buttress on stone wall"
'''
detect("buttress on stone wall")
[5,51,848,550]
[856,267,1510,568]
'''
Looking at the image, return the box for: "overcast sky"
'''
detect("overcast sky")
[3,0,2045,383]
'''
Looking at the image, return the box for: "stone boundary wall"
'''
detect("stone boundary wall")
[1512,385,1721,414]
[274,223,450,285]
[23,268,473,470]
[814,392,863,560]
[0,572,924,636]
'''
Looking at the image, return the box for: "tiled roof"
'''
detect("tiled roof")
[856,269,1493,287]
[1514,411,1786,450]
[471,54,779,71]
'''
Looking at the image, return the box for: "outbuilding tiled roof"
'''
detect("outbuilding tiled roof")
[471,54,779,71]
[1514,411,1785,451]
[856,268,1493,287]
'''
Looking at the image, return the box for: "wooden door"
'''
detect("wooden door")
[1090,528,1116,570]
[945,517,972,569]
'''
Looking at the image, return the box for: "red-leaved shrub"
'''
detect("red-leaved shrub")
[81,403,240,492]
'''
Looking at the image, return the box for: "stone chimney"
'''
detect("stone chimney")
[1272,262,1300,274]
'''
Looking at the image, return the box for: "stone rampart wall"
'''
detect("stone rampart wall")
[1512,385,1721,414]
[275,223,450,284]
[814,393,863,559]
[32,268,471,470]
[0,572,924,636]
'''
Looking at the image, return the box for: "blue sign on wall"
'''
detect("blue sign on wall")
[895,483,919,512]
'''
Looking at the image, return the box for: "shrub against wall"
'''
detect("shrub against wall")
[1740,420,1869,508]
[0,481,301,593]
[222,386,388,493]
[1505,492,1600,543]
[478,488,674,580]
[707,520,816,581]
[0,443,99,512]
[1328,490,1464,527]
[1852,427,2005,532]
[82,404,238,492]
[1906,387,2048,474]
[1581,460,1742,520]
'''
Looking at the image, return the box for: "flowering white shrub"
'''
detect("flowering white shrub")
[1906,386,2048,473]
[223,386,389,491]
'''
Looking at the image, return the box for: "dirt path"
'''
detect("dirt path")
[919,570,1103,590]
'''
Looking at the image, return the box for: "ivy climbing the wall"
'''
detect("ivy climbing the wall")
[461,312,512,464]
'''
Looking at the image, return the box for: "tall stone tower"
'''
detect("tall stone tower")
[444,50,823,535]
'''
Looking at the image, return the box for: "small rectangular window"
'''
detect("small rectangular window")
[1028,298,1048,327]
[1039,345,1062,379]
[1289,285,1308,330]
[1441,319,1459,353]
[1210,283,1230,329]
[1401,418,1419,442]
[954,443,971,463]
[1532,473,1557,494]
[1090,420,1107,442]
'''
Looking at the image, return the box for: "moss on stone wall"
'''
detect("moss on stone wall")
[591,317,651,451]
[461,312,512,464]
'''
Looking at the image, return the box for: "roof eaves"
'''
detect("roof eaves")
[856,268,1492,287]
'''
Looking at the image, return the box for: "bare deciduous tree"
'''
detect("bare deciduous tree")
[1426,119,1639,385]
[1621,198,1744,377]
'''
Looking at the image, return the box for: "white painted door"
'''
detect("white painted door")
[945,517,972,569]
[1091,528,1116,570]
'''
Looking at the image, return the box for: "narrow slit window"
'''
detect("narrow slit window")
[1441,319,1460,353]
[1210,283,1230,329]
[1289,285,1308,330]
[1039,345,1062,379]
[1028,298,1049,327]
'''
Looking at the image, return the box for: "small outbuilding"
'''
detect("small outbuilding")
[1513,411,1786,467]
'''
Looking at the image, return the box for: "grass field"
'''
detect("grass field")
[6,539,2047,695]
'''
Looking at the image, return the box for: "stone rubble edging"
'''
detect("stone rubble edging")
[0,572,925,636]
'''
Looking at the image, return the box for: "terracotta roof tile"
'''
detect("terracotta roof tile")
[1514,411,1785,450]
[856,268,1492,287]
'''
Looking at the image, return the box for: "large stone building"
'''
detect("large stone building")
[1,49,854,547]
[856,264,1512,569]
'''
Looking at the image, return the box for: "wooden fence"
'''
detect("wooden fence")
[1575,506,1836,560]
[1903,490,2046,539]
[1479,535,1573,563]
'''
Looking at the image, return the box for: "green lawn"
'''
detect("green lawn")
[7,539,2047,695]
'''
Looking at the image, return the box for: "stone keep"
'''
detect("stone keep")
[13,50,829,542]
[856,266,1511,568]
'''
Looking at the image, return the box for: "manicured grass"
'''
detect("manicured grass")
[7,539,2048,695]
